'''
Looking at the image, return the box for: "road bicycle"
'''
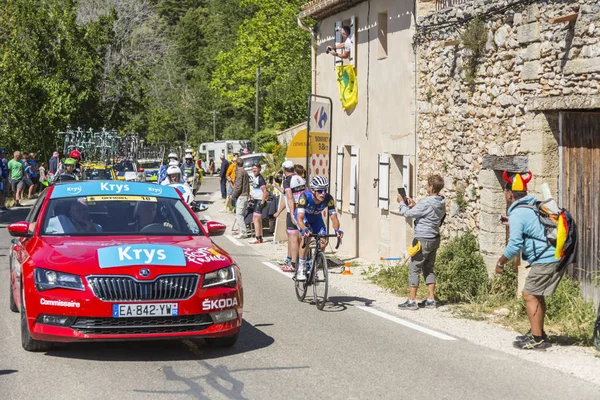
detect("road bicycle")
[294,233,341,310]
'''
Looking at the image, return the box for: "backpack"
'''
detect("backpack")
[514,199,578,271]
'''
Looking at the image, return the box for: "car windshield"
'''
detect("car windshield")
[40,196,202,236]
[140,161,160,169]
[83,168,113,181]
[242,156,264,168]
[118,161,135,172]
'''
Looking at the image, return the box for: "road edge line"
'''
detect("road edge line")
[262,261,293,279]
[356,305,457,341]
[225,234,244,247]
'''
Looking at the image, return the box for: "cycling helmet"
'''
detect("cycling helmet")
[168,160,179,167]
[184,153,193,159]
[167,165,181,176]
[185,148,193,154]
[310,175,329,190]
[167,152,178,159]
[69,150,81,159]
[64,158,76,166]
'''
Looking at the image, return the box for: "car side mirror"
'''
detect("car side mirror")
[206,221,226,236]
[7,221,32,238]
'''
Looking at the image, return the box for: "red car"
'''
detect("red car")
[8,181,242,351]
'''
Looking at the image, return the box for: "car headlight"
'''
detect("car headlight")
[203,266,237,288]
[34,268,85,291]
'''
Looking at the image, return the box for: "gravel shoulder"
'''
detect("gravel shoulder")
[204,194,600,387]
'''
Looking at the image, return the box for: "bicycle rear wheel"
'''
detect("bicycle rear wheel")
[312,252,328,310]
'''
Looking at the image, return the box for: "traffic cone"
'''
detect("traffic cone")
[342,262,352,276]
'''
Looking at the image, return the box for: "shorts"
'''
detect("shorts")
[11,178,21,192]
[253,200,266,216]
[523,262,566,296]
[19,176,32,189]
[304,217,327,236]
[408,237,441,287]
[286,212,299,232]
[31,176,39,185]
[227,187,233,196]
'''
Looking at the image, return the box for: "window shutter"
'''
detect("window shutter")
[378,153,390,210]
[350,16,356,67]
[335,21,343,67]
[336,145,344,207]
[402,156,410,196]
[350,146,359,214]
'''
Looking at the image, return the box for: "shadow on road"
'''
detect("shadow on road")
[43,319,273,362]
[321,296,375,313]
[0,207,31,225]
[0,369,18,376]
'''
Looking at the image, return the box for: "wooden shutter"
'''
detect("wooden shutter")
[402,156,410,196]
[350,16,356,67]
[378,154,390,210]
[350,146,359,214]
[336,145,344,207]
[335,21,343,67]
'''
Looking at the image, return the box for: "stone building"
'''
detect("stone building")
[416,0,600,303]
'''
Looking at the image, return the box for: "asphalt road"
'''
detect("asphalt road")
[0,177,598,399]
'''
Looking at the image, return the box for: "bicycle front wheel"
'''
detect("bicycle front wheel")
[295,273,308,302]
[312,252,329,310]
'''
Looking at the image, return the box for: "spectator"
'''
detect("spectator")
[231,157,250,239]
[0,148,7,211]
[208,158,215,176]
[39,162,48,187]
[8,151,24,207]
[397,175,446,310]
[27,152,39,199]
[248,163,268,244]
[219,154,230,200]
[274,160,306,272]
[223,155,238,212]
[49,151,59,174]
[496,171,562,350]
[327,25,353,60]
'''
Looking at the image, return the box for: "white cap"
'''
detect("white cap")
[282,160,294,169]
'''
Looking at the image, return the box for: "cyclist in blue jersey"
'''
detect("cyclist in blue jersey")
[295,176,343,281]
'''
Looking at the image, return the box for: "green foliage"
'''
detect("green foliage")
[460,17,488,86]
[434,232,488,303]
[255,128,278,151]
[364,262,427,299]
[455,189,468,211]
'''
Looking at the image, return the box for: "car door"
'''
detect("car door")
[11,191,48,305]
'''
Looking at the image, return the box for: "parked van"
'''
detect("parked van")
[198,140,251,172]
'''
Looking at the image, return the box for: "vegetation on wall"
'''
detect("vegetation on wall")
[460,17,488,86]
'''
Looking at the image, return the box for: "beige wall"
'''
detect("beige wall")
[315,0,416,260]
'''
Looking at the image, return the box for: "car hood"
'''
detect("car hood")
[32,236,233,278]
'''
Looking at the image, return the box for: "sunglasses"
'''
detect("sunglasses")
[314,189,326,194]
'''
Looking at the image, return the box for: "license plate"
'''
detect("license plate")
[112,303,178,318]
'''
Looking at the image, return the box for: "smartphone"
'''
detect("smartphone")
[499,215,508,223]
[269,176,274,184]
[398,187,408,202]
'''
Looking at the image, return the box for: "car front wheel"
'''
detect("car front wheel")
[20,288,52,352]
[9,276,18,313]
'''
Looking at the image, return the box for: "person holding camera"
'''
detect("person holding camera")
[249,163,268,244]
[327,26,353,60]
[397,175,446,310]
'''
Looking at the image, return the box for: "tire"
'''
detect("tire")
[9,276,18,313]
[20,288,52,352]
[312,252,329,310]
[295,275,308,302]
[205,333,239,348]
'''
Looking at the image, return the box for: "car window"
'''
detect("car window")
[118,161,135,172]
[26,190,48,233]
[242,156,265,168]
[84,168,113,181]
[40,196,203,236]
[140,161,160,169]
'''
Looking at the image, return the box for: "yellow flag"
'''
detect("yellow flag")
[336,65,358,110]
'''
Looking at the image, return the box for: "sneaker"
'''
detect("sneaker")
[234,233,248,239]
[281,264,296,273]
[398,300,418,310]
[515,330,548,342]
[277,258,291,265]
[248,238,263,244]
[513,336,549,350]
[418,299,437,309]
[296,269,306,281]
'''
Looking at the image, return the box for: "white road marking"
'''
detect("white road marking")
[202,214,212,220]
[356,306,457,341]
[262,262,293,278]
[225,234,244,247]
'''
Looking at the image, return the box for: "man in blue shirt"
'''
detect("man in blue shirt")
[496,171,564,350]
[0,148,8,211]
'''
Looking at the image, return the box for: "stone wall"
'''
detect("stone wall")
[416,0,600,274]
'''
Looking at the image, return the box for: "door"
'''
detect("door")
[561,112,600,305]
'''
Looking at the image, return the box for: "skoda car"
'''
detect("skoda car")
[8,181,242,351]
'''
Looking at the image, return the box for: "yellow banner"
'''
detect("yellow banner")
[336,65,358,110]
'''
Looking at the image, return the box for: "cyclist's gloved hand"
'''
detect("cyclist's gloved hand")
[301,228,311,237]
[335,229,344,239]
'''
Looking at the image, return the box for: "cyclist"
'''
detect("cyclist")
[161,164,184,186]
[54,158,78,183]
[182,153,195,180]
[69,150,82,178]
[158,152,180,184]
[295,176,343,281]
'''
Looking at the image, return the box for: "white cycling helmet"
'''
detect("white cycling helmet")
[185,148,193,154]
[184,153,193,159]
[168,152,178,159]
[168,160,179,166]
[310,175,329,190]
[167,165,181,176]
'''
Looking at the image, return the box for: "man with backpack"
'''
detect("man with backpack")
[496,171,575,350]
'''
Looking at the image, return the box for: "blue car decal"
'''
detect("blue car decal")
[51,181,180,199]
[98,244,187,268]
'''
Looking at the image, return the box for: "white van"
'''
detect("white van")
[198,140,251,172]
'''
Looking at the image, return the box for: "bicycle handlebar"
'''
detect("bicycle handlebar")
[302,233,342,250]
